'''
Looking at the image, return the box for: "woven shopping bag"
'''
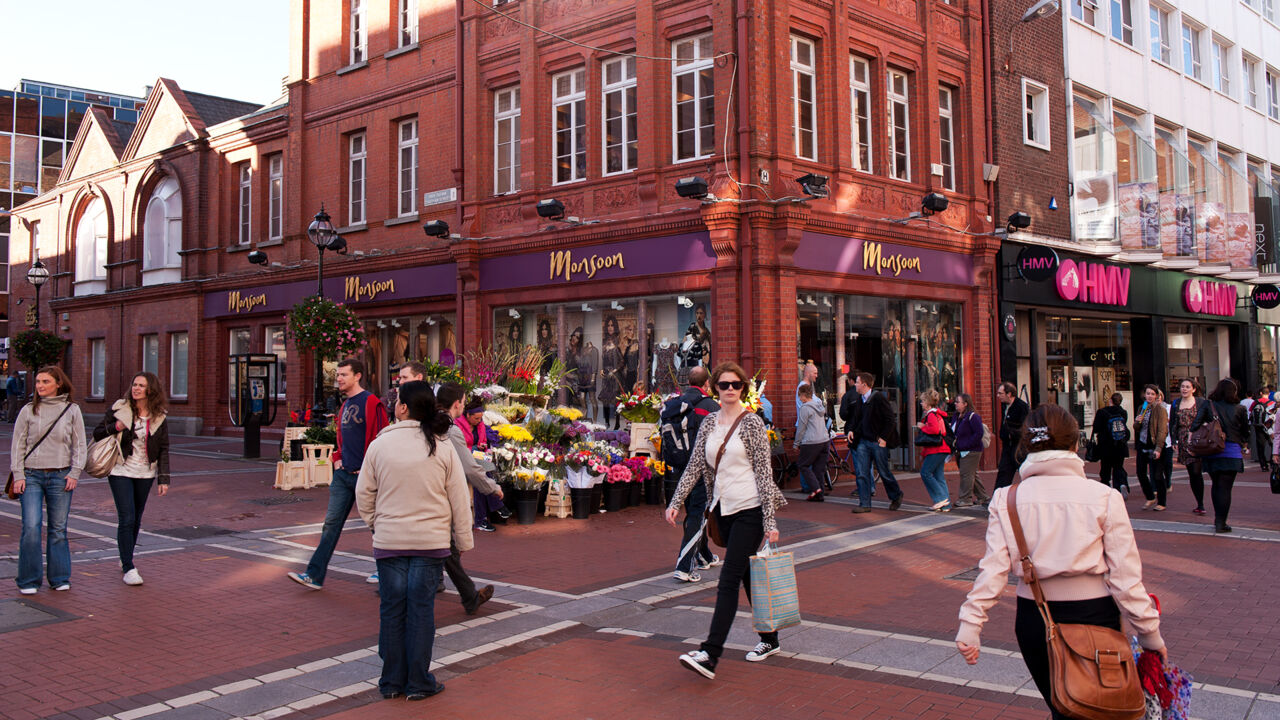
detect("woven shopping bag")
[749,543,802,633]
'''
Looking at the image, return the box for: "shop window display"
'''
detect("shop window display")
[1042,316,1133,431]
[1258,326,1278,389]
[493,294,710,427]
[362,313,456,396]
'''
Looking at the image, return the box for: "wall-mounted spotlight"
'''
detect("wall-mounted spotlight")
[797,173,829,199]
[921,193,949,216]
[536,198,565,220]
[425,315,439,325]
[247,250,269,266]
[390,319,401,328]
[677,295,694,308]
[508,308,522,319]
[423,220,450,238]
[581,303,594,312]
[1006,211,1032,233]
[822,296,832,308]
[610,301,625,311]
[805,295,817,306]
[675,176,711,200]
[377,320,388,329]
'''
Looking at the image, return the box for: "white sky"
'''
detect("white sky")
[1,0,291,105]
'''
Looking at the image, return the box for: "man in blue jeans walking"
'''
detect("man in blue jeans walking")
[839,371,903,513]
[289,358,388,590]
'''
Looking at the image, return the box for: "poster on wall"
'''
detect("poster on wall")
[1175,194,1196,258]
[1119,182,1159,251]
[1227,212,1254,269]
[881,305,906,395]
[1160,193,1179,258]
[1096,367,1116,409]
[1075,366,1096,429]
[494,315,526,356]
[1201,201,1227,264]
[1074,171,1118,241]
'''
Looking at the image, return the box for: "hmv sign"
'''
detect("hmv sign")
[1183,279,1238,317]
[1253,284,1280,310]
[1016,245,1059,282]
[1054,259,1131,307]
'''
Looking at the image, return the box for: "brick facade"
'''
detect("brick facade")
[7,0,1001,452]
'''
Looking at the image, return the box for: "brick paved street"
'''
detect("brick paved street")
[2,427,1279,720]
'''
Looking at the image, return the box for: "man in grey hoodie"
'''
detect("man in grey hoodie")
[794,383,829,501]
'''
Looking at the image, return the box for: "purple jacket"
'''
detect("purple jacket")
[951,410,984,453]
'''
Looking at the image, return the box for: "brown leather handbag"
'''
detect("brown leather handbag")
[1188,402,1226,457]
[703,412,748,547]
[1007,484,1145,720]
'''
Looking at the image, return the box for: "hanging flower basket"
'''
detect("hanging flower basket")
[13,329,67,370]
[286,296,367,359]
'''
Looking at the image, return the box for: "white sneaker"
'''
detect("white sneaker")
[366,572,379,584]
[19,587,37,595]
[672,570,701,583]
[745,640,781,662]
[695,554,722,570]
[53,584,70,591]
[123,569,144,586]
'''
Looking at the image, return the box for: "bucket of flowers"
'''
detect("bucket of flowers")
[563,450,600,518]
[617,389,662,455]
[643,457,668,504]
[604,462,633,511]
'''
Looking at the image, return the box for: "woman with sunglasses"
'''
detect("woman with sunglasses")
[666,362,787,680]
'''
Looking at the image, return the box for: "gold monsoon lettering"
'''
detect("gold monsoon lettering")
[862,241,923,277]
[228,290,268,313]
[548,250,626,282]
[344,276,396,302]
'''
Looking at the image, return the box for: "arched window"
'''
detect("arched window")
[143,177,182,284]
[75,197,108,294]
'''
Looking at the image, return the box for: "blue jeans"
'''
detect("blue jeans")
[675,478,713,574]
[854,440,903,508]
[305,467,357,585]
[919,453,951,505]
[108,474,154,573]
[17,469,74,590]
[376,555,444,696]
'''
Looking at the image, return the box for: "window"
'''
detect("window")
[850,56,873,172]
[1071,94,1116,241]
[143,177,182,272]
[938,86,956,190]
[75,197,108,285]
[494,87,521,194]
[238,163,252,245]
[90,339,106,397]
[602,57,638,174]
[1149,4,1172,64]
[142,334,159,375]
[350,0,367,64]
[672,34,715,162]
[552,68,586,183]
[170,332,189,398]
[1212,39,1231,93]
[348,132,366,225]
[265,326,287,398]
[1269,69,1280,119]
[1244,56,1260,108]
[790,36,817,161]
[398,0,417,48]
[887,69,911,181]
[1023,79,1050,149]
[1181,22,1202,80]
[1110,0,1133,45]
[397,118,418,216]
[268,154,283,240]
[1071,0,1098,25]
[230,328,251,355]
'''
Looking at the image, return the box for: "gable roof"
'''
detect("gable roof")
[121,78,265,162]
[59,107,130,184]
[182,91,262,128]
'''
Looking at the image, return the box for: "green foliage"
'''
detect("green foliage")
[13,329,67,371]
[287,296,366,359]
[303,422,337,446]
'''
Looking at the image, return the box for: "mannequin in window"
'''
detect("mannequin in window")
[677,303,711,386]
[652,336,679,395]
[598,315,624,429]
[577,337,599,423]
[537,318,555,374]
[565,327,585,408]
[505,319,524,356]
[622,332,639,401]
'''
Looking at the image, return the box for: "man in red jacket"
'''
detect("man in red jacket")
[289,358,389,590]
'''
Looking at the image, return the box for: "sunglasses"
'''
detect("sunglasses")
[717,380,745,391]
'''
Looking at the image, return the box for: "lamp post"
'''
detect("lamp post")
[26,250,49,331]
[305,205,345,419]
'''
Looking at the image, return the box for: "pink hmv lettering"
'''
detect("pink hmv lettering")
[1183,279,1237,317]
[1054,259,1131,306]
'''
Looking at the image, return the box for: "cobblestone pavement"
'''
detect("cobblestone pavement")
[2,428,1278,719]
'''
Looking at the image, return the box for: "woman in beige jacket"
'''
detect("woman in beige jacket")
[955,403,1167,719]
[356,381,473,702]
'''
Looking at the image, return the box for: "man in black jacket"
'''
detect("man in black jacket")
[994,381,1029,491]
[661,366,721,582]
[840,371,903,513]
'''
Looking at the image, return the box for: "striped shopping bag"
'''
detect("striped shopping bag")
[749,543,802,632]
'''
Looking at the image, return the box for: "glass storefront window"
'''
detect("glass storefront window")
[1041,316,1132,432]
[494,294,710,426]
[1167,322,1224,393]
[362,312,457,396]
[1257,326,1277,390]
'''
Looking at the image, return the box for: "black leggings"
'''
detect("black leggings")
[108,475,155,573]
[1135,449,1166,506]
[1015,595,1122,720]
[1210,471,1237,525]
[701,506,777,660]
[1184,461,1205,509]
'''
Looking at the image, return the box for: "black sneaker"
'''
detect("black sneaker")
[495,506,513,520]
[679,650,716,679]
[745,640,780,662]
[475,521,497,533]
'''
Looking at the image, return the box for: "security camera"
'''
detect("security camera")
[1020,0,1060,22]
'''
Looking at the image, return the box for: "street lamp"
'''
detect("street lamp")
[26,250,49,331]
[304,204,346,418]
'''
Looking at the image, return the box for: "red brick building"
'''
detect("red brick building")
[8,0,999,460]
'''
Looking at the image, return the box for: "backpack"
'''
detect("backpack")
[659,395,698,470]
[980,423,993,450]
[1108,413,1129,443]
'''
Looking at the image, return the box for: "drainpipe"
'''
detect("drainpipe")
[736,0,754,372]
[455,0,467,349]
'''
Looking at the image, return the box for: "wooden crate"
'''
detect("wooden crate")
[544,479,571,518]
[302,444,334,487]
[274,461,309,491]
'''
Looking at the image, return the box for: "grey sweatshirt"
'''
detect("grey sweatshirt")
[795,397,828,446]
[11,394,87,480]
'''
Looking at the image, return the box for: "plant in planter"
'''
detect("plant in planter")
[615,389,661,424]
[286,296,367,359]
[302,422,337,446]
[13,329,68,371]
